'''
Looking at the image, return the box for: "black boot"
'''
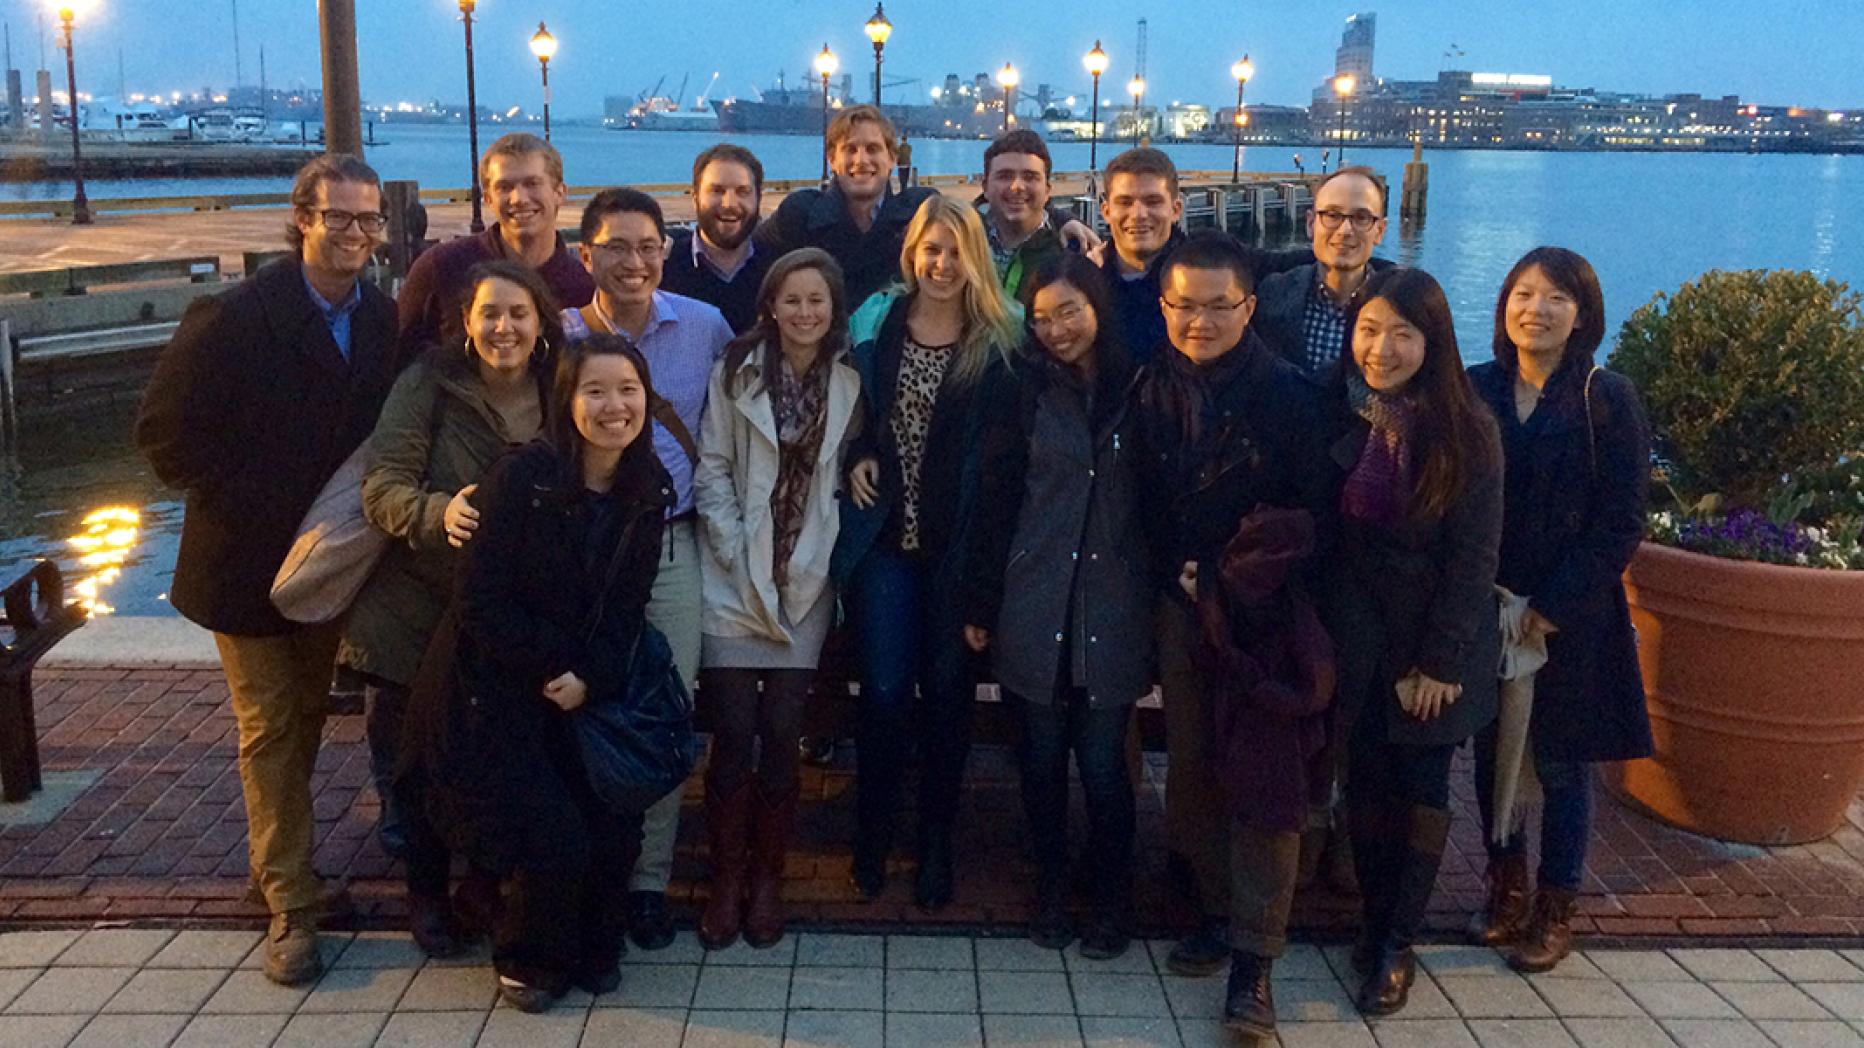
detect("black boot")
[626,891,675,952]
[1029,870,1072,950]
[1345,797,1398,976]
[1223,950,1277,1039]
[914,823,954,913]
[1357,805,1452,1017]
[851,708,905,900]
[1166,917,1231,976]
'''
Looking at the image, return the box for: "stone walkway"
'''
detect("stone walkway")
[5,926,1864,1047]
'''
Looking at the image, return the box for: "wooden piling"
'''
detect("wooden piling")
[1401,137,1429,221]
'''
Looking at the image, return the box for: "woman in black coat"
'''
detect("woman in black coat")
[1330,268,1502,1017]
[401,334,673,1013]
[961,254,1149,958]
[1465,247,1653,974]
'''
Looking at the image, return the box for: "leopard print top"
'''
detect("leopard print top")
[888,336,956,551]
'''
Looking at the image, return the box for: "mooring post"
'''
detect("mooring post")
[383,179,423,286]
[1401,137,1429,222]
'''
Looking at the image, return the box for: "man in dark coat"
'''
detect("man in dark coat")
[661,143,774,334]
[1253,166,1394,384]
[136,155,399,986]
[1130,231,1335,1034]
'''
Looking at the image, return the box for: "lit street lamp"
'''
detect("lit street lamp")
[459,0,484,232]
[997,62,1019,133]
[864,4,891,106]
[1334,73,1356,168]
[1127,75,1146,145]
[1083,41,1108,185]
[1230,55,1253,183]
[529,22,557,141]
[814,44,838,180]
[55,3,92,225]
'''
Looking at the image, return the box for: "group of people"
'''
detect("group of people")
[137,104,1654,1038]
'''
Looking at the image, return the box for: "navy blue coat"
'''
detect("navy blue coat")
[1468,360,1654,763]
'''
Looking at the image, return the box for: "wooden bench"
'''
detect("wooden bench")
[0,562,87,802]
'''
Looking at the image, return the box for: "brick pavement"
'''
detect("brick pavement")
[6,665,1864,945]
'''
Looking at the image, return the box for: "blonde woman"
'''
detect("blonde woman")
[828,195,1023,911]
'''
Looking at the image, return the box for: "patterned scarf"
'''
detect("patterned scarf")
[1341,370,1417,524]
[768,350,830,592]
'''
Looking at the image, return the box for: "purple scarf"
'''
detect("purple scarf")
[1341,372,1417,524]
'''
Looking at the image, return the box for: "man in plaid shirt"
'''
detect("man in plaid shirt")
[1251,166,1392,383]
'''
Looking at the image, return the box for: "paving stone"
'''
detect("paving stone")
[0,1013,87,1048]
[1390,972,1460,1020]
[887,969,977,1013]
[795,934,885,968]
[1436,975,1552,1019]
[580,1007,685,1048]
[1078,1015,1182,1047]
[1620,980,1739,1019]
[1276,944,1336,981]
[1527,952,1607,980]
[146,931,260,970]
[887,937,973,971]
[591,962,698,1009]
[682,1009,786,1048]
[6,966,133,1014]
[694,965,792,1011]
[272,1010,386,1048]
[1796,982,1864,1021]
[169,1012,290,1048]
[705,936,798,967]
[1756,1019,1864,1047]
[1755,948,1864,982]
[977,937,1068,972]
[329,931,426,969]
[622,931,706,966]
[1562,1017,1677,1048]
[0,931,79,968]
[67,1012,190,1048]
[296,963,415,1013]
[884,1012,983,1048]
[1276,1021,1378,1048]
[373,1010,489,1048]
[1656,1019,1775,1048]
[196,969,311,1014]
[1587,950,1692,983]
[396,964,496,1011]
[1709,980,1833,1020]
[1667,949,1779,983]
[1159,975,1223,1020]
[1416,946,1513,979]
[55,930,175,968]
[1527,976,1643,1017]
[789,966,883,1012]
[1069,973,1170,1018]
[236,932,352,971]
[1463,1018,1580,1048]
[1275,977,1360,1023]
[1171,1019,1231,1048]
[983,1012,1085,1047]
[785,1009,883,1048]
[980,970,1074,1015]
[475,1005,590,1048]
[102,967,229,1013]
[1063,942,1154,976]
[1369,1018,1479,1048]
[0,971,36,1012]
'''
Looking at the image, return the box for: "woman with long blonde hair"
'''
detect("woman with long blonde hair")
[829,194,1023,911]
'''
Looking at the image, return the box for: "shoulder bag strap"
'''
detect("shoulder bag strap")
[1583,364,1601,479]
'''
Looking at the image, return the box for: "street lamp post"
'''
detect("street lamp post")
[529,22,556,141]
[1083,41,1108,184]
[996,63,1019,134]
[863,4,890,107]
[1127,75,1145,145]
[55,4,91,225]
[814,44,838,181]
[459,0,483,232]
[1230,55,1253,183]
[1333,73,1356,168]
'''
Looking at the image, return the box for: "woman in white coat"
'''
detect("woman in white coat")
[694,247,863,949]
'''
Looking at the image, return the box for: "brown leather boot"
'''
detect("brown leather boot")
[1508,886,1577,973]
[1467,851,1532,946]
[698,780,754,949]
[744,786,799,948]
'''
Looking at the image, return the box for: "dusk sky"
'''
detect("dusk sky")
[1,0,1858,114]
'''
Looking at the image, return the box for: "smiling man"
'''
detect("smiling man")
[661,143,774,334]
[977,129,1066,300]
[1253,165,1393,383]
[396,133,594,357]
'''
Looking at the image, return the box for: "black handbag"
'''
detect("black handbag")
[572,623,699,815]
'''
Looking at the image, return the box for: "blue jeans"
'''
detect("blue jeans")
[1473,723,1593,892]
[848,546,978,855]
[1010,691,1134,907]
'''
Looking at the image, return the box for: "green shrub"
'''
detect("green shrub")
[1611,269,1864,509]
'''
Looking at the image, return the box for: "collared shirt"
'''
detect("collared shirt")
[302,270,362,361]
[661,228,772,334]
[983,206,1053,273]
[691,231,757,283]
[562,290,734,517]
[1300,268,1352,376]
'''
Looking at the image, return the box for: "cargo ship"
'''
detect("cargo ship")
[712,74,1010,139]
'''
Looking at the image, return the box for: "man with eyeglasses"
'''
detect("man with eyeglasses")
[137,155,401,987]
[397,133,594,360]
[1253,165,1392,382]
[1132,231,1334,1039]
[563,187,733,951]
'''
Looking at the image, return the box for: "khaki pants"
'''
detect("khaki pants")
[1156,595,1230,920]
[214,622,342,915]
[1229,822,1302,957]
[634,520,701,894]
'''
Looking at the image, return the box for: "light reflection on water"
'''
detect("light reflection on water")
[65,506,142,617]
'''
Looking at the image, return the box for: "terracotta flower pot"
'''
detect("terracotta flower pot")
[1604,541,1864,844]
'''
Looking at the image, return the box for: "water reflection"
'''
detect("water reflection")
[65,506,140,617]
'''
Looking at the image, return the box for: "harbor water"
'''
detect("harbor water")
[2,125,1860,617]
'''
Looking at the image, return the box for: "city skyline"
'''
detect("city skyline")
[0,0,1859,118]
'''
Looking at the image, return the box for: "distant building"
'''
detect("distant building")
[1336,13,1376,82]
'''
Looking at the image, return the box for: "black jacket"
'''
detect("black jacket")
[1469,360,1654,763]
[660,229,776,335]
[755,182,940,307]
[403,437,673,871]
[1100,234,1314,369]
[1252,259,1396,383]
[136,259,398,636]
[1328,411,1505,747]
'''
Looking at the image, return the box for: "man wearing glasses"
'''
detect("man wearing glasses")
[1132,231,1334,1039]
[137,155,400,987]
[1253,166,1392,382]
[563,188,733,951]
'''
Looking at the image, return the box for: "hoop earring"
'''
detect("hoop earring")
[463,336,474,357]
